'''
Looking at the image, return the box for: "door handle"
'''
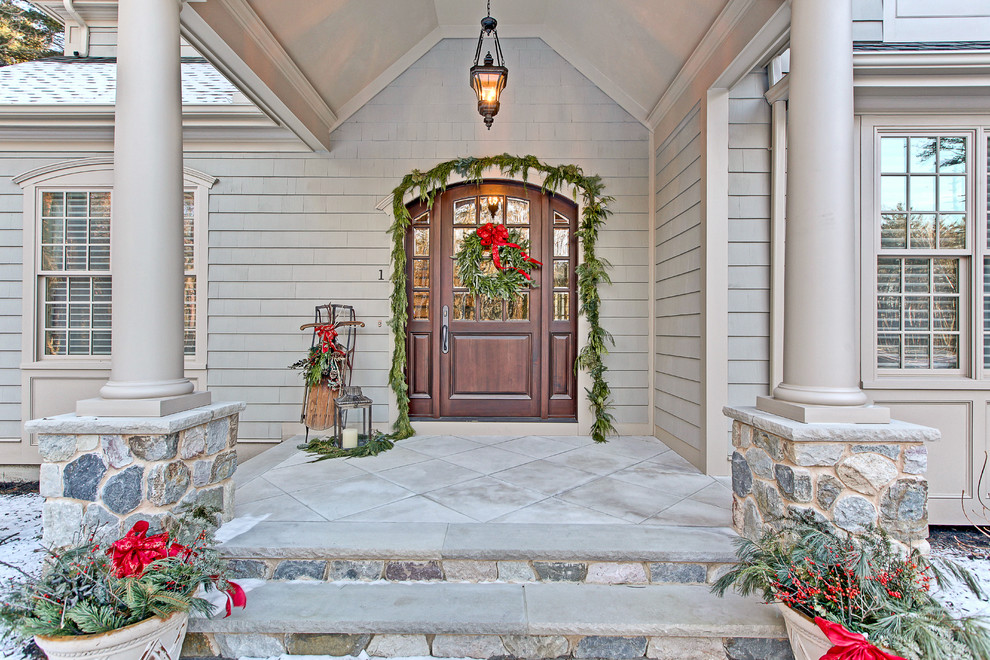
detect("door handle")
[441,305,449,354]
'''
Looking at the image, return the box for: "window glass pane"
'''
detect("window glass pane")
[903,335,930,368]
[414,228,429,256]
[553,260,569,288]
[909,177,935,212]
[453,292,475,320]
[933,259,959,293]
[508,292,529,320]
[909,137,937,173]
[553,292,569,321]
[88,244,110,271]
[933,297,958,331]
[65,216,87,244]
[904,259,930,293]
[908,214,935,248]
[44,330,66,356]
[65,245,87,271]
[454,199,476,225]
[903,297,929,331]
[506,198,529,225]
[183,192,195,270]
[939,137,966,173]
[412,292,429,319]
[42,192,64,217]
[89,216,109,244]
[90,192,110,217]
[92,277,111,301]
[880,214,906,249]
[413,259,429,287]
[92,330,111,356]
[92,303,111,329]
[878,258,901,293]
[45,304,66,329]
[68,330,89,355]
[877,334,901,368]
[41,217,63,245]
[938,214,966,249]
[939,176,966,213]
[66,192,88,217]
[184,275,196,355]
[68,303,90,328]
[68,277,91,301]
[480,295,502,321]
[554,228,569,257]
[880,176,907,212]
[880,137,907,173]
[877,296,900,331]
[46,276,67,302]
[41,245,63,271]
[933,335,958,369]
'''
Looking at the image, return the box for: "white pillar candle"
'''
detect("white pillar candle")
[341,428,359,449]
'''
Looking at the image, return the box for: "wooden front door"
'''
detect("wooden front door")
[406,181,578,420]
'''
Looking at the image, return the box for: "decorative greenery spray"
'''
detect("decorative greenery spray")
[388,154,615,442]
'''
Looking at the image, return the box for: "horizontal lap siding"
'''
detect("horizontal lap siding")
[0,157,26,441]
[196,38,651,442]
[727,72,772,409]
[852,0,883,42]
[655,108,702,450]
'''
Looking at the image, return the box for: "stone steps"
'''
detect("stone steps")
[218,521,740,585]
[183,581,790,659]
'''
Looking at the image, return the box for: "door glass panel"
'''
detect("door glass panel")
[413,259,429,287]
[508,293,529,320]
[414,228,429,256]
[506,198,529,225]
[412,292,429,319]
[553,292,569,320]
[454,199,476,225]
[553,261,569,287]
[480,295,502,321]
[554,228,569,257]
[515,228,530,244]
[453,292,475,320]
[481,196,503,224]
[554,211,568,225]
[454,228,472,255]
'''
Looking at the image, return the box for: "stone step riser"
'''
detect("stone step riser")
[183,631,792,660]
[227,557,736,585]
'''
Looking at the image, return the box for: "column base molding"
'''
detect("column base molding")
[756,395,890,424]
[76,391,212,418]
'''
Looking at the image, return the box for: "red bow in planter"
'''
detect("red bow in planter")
[476,222,542,279]
[107,520,187,578]
[815,618,908,660]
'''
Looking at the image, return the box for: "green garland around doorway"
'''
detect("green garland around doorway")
[387,154,616,443]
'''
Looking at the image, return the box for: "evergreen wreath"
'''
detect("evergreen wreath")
[454,223,541,300]
[388,154,616,443]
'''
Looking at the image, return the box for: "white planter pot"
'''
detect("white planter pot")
[34,611,188,660]
[776,603,832,660]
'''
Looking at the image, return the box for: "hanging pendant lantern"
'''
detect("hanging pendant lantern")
[470,0,507,130]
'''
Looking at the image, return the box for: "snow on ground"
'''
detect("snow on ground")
[1,492,988,660]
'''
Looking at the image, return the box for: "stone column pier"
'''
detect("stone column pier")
[726,407,933,547]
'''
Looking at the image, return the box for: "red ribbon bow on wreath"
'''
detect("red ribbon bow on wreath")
[314,323,345,355]
[107,520,187,579]
[815,617,908,660]
[475,222,542,280]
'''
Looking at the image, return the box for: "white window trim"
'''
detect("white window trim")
[859,116,990,390]
[15,157,215,370]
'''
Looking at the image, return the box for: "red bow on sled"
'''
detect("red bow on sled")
[475,222,542,280]
[107,520,187,578]
[314,323,344,355]
[815,618,908,660]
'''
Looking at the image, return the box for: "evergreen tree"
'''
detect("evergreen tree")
[0,0,62,66]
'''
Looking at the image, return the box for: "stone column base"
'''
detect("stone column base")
[25,401,246,547]
[723,406,936,547]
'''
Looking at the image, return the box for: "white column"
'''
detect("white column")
[80,0,208,415]
[758,0,886,423]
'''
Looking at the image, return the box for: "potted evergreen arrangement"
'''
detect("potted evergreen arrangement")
[0,515,245,660]
[712,516,990,660]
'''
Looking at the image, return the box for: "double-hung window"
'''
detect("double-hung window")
[867,125,990,382]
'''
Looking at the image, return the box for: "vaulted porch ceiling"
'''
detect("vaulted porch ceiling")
[178,0,772,150]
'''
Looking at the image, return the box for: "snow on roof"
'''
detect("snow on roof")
[0,56,242,105]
